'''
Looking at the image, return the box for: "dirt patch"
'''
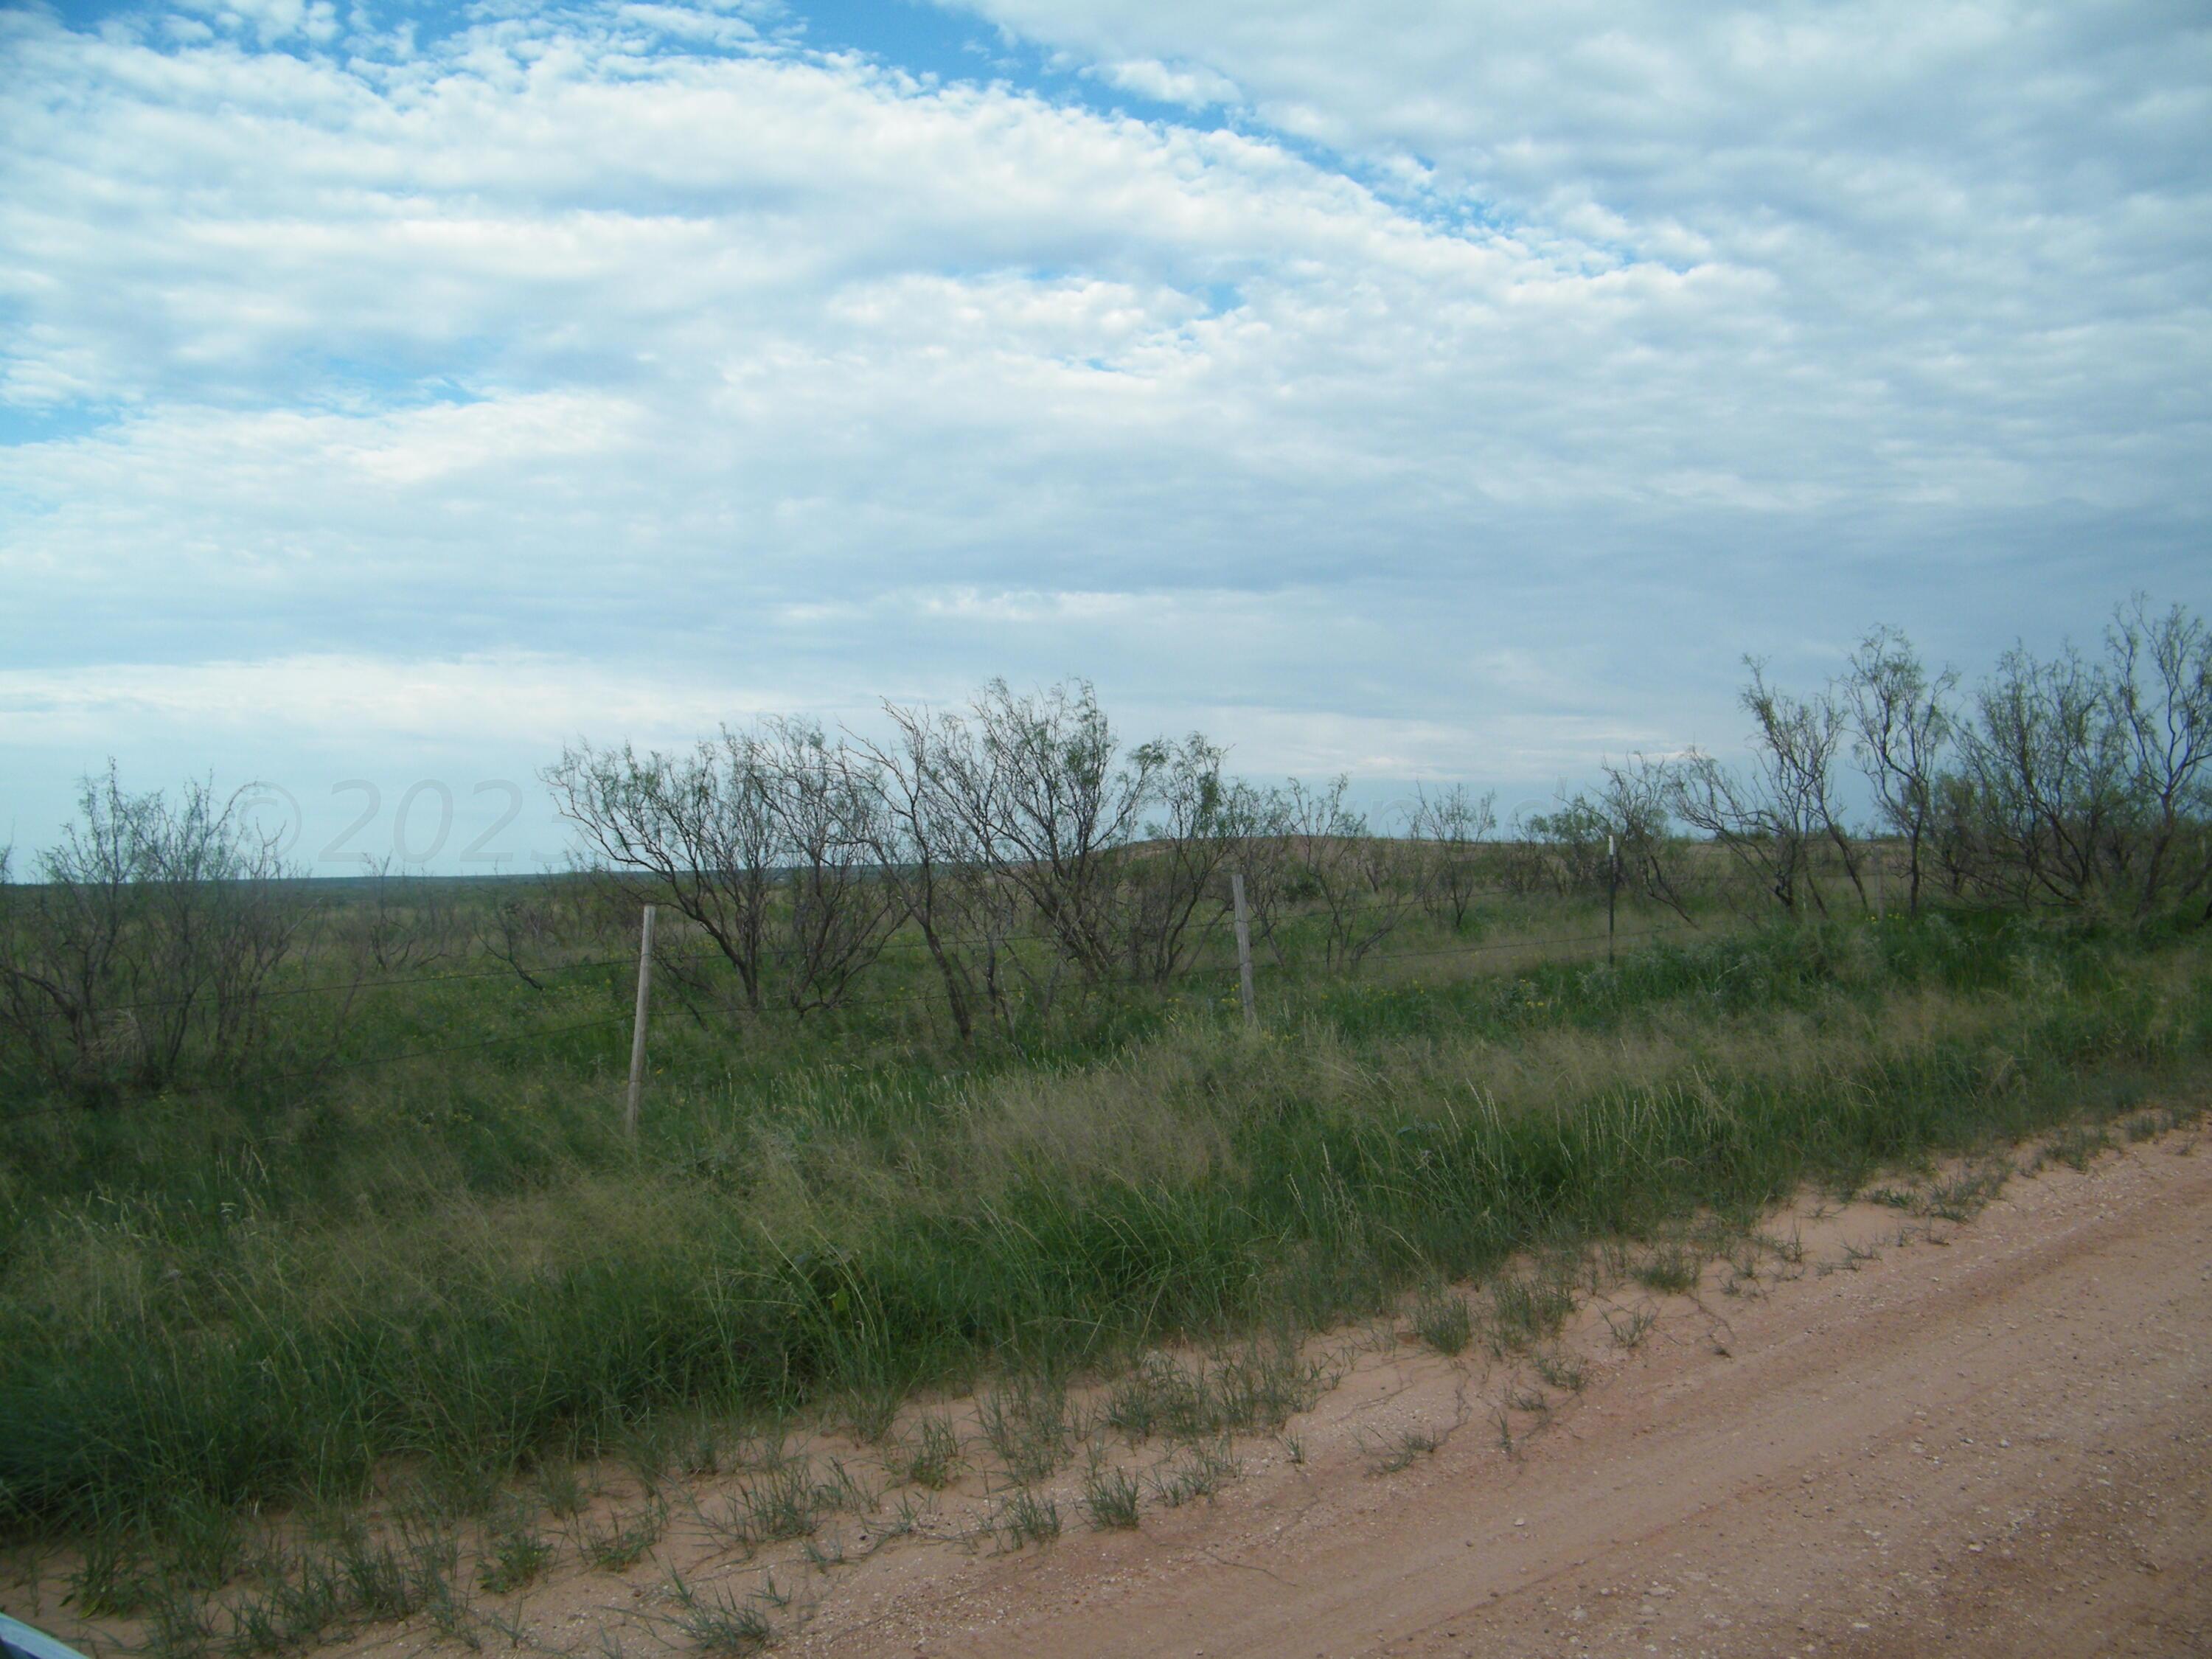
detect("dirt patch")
[13,1123,2211,1658]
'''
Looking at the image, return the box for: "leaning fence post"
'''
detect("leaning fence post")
[625,902,656,1138]
[1231,871,1258,1030]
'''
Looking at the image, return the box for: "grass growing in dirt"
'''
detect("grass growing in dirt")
[3,908,2208,1598]
[1408,1288,1475,1357]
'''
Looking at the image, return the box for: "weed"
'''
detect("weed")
[420,1573,481,1650]
[465,1601,527,1649]
[69,1534,156,1618]
[335,1537,414,1621]
[707,1453,872,1551]
[1079,1461,1142,1531]
[159,1495,244,1593]
[477,1513,552,1595]
[1926,1163,2009,1220]
[894,1414,962,1491]
[720,1462,821,1547]
[993,1489,1061,1549]
[1408,1287,1474,1357]
[215,1515,461,1655]
[1582,1238,1632,1296]
[1865,1159,2008,1224]
[2124,1107,2178,1142]
[1505,1382,1549,1416]
[229,1573,322,1658]
[835,1388,901,1445]
[1719,1242,1764,1296]
[1633,1245,1701,1295]
[582,1502,667,1573]
[1360,1426,1442,1476]
[674,1419,728,1479]
[620,1411,721,1487]
[877,1491,930,1541]
[1187,1438,1239,1496]
[1605,1307,1656,1351]
[1488,1276,1575,1354]
[980,1380,1073,1484]
[532,1459,593,1520]
[666,1572,773,1658]
[1148,1438,1239,1506]
[728,1429,793,1473]
[143,1581,217,1659]
[2042,1121,2112,1171]
[1103,1344,1325,1445]
[1532,1348,1587,1394]
[1817,1240,1881,1277]
[818,1458,875,1514]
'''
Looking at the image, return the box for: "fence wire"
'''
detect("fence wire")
[1,905,1708,1126]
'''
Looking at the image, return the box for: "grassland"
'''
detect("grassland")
[4,883,2209,1644]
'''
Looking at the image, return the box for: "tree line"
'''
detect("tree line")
[4,596,2206,1100]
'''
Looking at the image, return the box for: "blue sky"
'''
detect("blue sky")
[2,0,2208,869]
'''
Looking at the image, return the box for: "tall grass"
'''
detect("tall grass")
[2,909,2205,1559]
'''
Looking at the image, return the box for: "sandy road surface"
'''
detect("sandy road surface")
[793,1133,2211,1659]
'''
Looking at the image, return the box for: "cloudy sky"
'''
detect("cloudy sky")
[2,0,2207,869]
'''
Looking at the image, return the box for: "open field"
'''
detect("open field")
[4,889,2211,1655]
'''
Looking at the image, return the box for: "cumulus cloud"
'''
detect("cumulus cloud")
[1094,56,1240,109]
[936,1,2212,487]
[0,0,2205,860]
[175,0,339,46]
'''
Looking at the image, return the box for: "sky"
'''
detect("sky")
[1,0,2208,871]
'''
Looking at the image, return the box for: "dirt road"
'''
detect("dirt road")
[786,1130,2211,1658]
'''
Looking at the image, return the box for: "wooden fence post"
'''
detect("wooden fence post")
[1231,871,1258,1030]
[625,902,656,1138]
[1607,833,1618,965]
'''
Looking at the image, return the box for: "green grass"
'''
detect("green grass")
[664,1570,773,1656]
[992,1489,1060,1549]
[890,1414,961,1491]
[1078,1459,1141,1531]
[1,905,2207,1597]
[1101,1344,1327,1444]
[1632,1245,1703,1295]
[579,1501,665,1573]
[1407,1287,1475,1356]
[475,1511,552,1595]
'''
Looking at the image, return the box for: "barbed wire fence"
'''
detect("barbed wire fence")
[0,869,1737,1130]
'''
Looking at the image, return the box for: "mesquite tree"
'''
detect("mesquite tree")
[1844,626,1955,915]
[0,767,306,1102]
[545,721,900,1013]
[1407,783,1496,930]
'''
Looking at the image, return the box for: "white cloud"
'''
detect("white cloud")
[0,0,2205,863]
[0,652,778,747]
[176,0,340,46]
[1096,56,1240,109]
